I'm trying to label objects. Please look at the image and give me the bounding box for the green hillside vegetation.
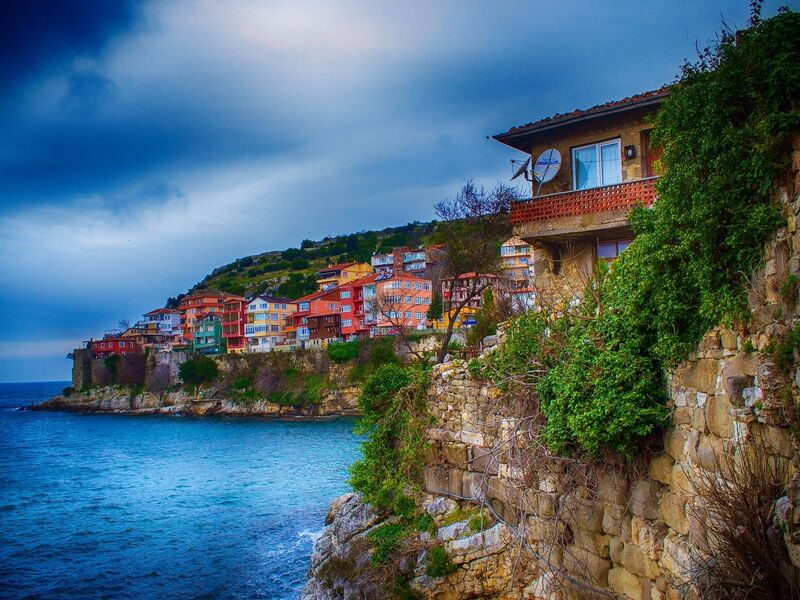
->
[185,221,438,301]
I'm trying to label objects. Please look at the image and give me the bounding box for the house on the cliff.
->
[492,87,667,308]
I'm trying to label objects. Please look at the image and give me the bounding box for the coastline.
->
[31,385,360,419]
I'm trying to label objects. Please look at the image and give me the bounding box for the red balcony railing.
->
[511,177,658,225]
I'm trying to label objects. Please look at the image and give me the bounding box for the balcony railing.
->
[510,177,658,225]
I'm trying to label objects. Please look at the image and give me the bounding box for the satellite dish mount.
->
[532,149,561,195]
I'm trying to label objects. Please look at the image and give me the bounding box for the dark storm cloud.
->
[0,0,143,90]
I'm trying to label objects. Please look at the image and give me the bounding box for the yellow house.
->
[315,262,372,291]
[244,296,298,352]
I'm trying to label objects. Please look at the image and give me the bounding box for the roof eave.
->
[492,95,666,153]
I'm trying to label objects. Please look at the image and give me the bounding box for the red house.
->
[87,335,141,359]
[291,288,342,347]
[338,273,379,339]
[221,296,247,353]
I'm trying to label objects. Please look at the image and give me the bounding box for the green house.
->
[192,313,226,355]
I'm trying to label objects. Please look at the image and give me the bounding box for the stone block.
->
[562,493,603,532]
[675,359,719,395]
[648,454,674,485]
[460,430,484,446]
[621,542,660,579]
[562,545,610,588]
[443,442,467,467]
[424,466,449,495]
[534,491,558,518]
[705,395,734,438]
[672,406,693,426]
[609,535,624,564]
[725,374,754,407]
[461,471,484,500]
[608,567,643,600]
[664,428,688,461]
[670,463,694,496]
[720,354,759,381]
[661,534,693,579]
[428,427,458,443]
[691,406,707,433]
[720,329,738,350]
[659,492,688,535]
[470,446,499,474]
[573,527,611,558]
[629,480,661,520]
[426,496,457,516]
[695,434,723,471]
[597,467,628,505]
[448,468,463,497]
[603,503,625,536]
[631,516,668,561]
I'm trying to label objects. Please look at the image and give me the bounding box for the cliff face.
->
[305,168,800,597]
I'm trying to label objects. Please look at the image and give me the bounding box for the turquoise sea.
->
[0,381,362,599]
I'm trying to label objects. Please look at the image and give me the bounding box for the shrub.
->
[425,546,457,578]
[103,354,120,382]
[349,364,430,517]
[327,340,361,363]
[367,523,406,565]
[179,356,219,387]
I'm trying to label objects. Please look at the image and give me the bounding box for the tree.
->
[179,356,219,389]
[301,238,315,249]
[427,289,443,322]
[118,319,131,332]
[432,181,515,362]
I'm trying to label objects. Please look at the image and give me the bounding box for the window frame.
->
[571,138,622,191]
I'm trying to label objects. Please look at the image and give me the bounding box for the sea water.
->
[0,382,362,599]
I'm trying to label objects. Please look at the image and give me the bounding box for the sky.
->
[0,0,788,382]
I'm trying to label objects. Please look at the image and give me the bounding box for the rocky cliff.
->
[34,382,360,417]
[303,167,800,597]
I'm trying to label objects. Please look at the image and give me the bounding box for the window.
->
[597,239,633,261]
[271,325,279,332]
[120,342,126,348]
[340,290,351,299]
[425,298,431,305]
[281,304,287,310]
[405,282,412,289]
[415,312,422,319]
[273,303,280,309]
[341,305,351,312]
[342,319,352,327]
[271,314,278,321]
[404,296,411,303]
[299,302,310,311]
[572,139,622,190]
[414,297,422,305]
[260,303,267,309]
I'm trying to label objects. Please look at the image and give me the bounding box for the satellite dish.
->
[532,149,561,183]
[510,157,530,181]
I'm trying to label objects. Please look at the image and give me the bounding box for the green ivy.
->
[475,11,800,456]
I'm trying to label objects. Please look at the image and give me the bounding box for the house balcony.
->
[511,177,658,240]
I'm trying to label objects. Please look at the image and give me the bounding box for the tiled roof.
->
[144,307,180,315]
[318,261,357,273]
[258,295,295,304]
[501,236,528,247]
[494,86,670,146]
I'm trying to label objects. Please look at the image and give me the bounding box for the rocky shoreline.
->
[31,385,360,419]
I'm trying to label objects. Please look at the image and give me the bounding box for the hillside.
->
[177,221,439,303]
